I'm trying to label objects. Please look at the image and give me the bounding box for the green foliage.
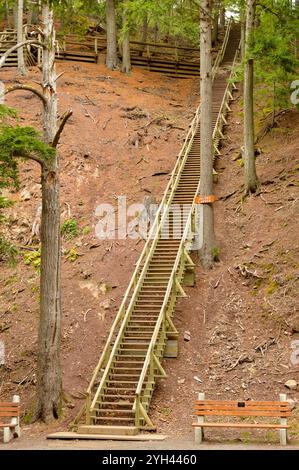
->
[23,248,41,272]
[82,225,91,236]
[65,247,79,262]
[0,235,18,265]
[212,246,220,262]
[250,0,299,113]
[0,105,17,120]
[61,218,78,239]
[121,0,200,44]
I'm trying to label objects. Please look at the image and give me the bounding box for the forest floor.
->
[0,61,299,449]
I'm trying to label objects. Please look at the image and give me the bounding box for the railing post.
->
[37,33,42,65]
[135,395,140,428]
[86,392,91,425]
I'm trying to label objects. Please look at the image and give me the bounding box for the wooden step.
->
[77,425,138,436]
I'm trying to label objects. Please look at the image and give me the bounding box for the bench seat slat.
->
[192,423,290,429]
[194,410,291,417]
[195,404,290,410]
[0,423,16,428]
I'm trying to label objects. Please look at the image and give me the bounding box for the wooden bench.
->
[0,395,21,443]
[193,393,292,445]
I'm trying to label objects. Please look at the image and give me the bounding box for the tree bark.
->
[106,0,118,70]
[17,0,27,76]
[199,0,215,269]
[139,14,148,56]
[240,6,246,60]
[5,1,12,29]
[219,4,225,29]
[244,0,259,195]
[35,3,62,423]
[212,2,219,45]
[121,10,131,74]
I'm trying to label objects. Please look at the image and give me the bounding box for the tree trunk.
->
[240,7,246,60]
[212,2,219,46]
[219,5,225,29]
[121,10,131,74]
[244,0,259,195]
[106,0,118,70]
[17,0,27,76]
[199,0,215,269]
[13,3,18,29]
[5,1,12,29]
[139,15,148,56]
[35,3,62,423]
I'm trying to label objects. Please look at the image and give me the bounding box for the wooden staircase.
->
[74,22,241,438]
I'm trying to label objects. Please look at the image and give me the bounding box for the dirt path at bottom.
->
[1,433,299,450]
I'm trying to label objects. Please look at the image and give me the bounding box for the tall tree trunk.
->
[199,0,215,269]
[35,3,62,423]
[121,10,131,74]
[240,6,246,60]
[212,2,219,45]
[17,0,27,75]
[5,1,12,29]
[139,14,148,57]
[243,0,259,195]
[13,3,18,29]
[219,5,225,29]
[106,0,118,70]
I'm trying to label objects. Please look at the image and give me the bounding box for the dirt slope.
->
[0,63,298,444]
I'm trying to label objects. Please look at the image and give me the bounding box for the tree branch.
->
[52,110,73,148]
[12,151,45,167]
[0,40,43,68]
[5,84,47,106]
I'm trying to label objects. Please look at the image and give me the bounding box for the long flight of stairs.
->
[77,23,241,438]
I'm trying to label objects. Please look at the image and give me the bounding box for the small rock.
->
[184,331,191,342]
[20,189,31,201]
[177,378,185,384]
[100,299,111,310]
[224,387,230,391]
[286,399,297,410]
[193,376,202,383]
[285,379,298,390]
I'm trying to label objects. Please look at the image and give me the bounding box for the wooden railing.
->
[72,19,238,428]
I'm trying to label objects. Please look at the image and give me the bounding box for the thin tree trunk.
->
[240,7,246,60]
[17,0,27,75]
[139,14,148,56]
[13,3,18,29]
[35,3,62,423]
[106,0,118,70]
[199,0,215,269]
[212,2,219,45]
[121,10,131,74]
[244,0,259,195]
[5,1,12,29]
[219,5,225,29]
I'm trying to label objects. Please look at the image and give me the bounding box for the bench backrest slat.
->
[0,411,20,418]
[0,403,20,408]
[194,400,291,418]
[194,410,291,417]
[0,402,20,419]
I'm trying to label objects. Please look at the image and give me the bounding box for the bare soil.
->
[0,62,298,448]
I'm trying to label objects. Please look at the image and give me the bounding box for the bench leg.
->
[3,427,13,443]
[194,392,205,445]
[279,393,288,446]
[195,426,203,444]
